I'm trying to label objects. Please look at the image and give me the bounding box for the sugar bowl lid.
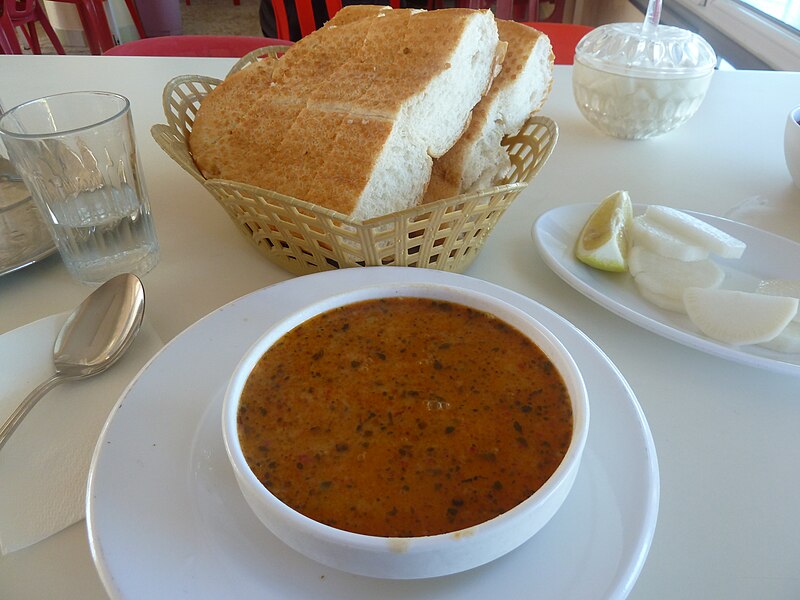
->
[575,22,717,79]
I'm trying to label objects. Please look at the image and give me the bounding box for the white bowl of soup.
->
[222,282,589,579]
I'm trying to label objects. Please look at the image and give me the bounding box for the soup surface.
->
[238,296,573,537]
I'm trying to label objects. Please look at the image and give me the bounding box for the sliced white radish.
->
[683,287,798,345]
[636,272,710,301]
[756,279,800,322]
[631,215,710,262]
[759,321,800,353]
[634,278,687,313]
[756,279,800,296]
[629,246,725,299]
[645,205,746,259]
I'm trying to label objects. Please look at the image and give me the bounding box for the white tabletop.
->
[1,55,799,599]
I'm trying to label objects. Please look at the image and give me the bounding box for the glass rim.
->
[0,91,131,140]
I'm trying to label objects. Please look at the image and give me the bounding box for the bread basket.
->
[151,46,558,275]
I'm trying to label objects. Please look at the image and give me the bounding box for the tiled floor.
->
[181,0,262,37]
[17,0,263,55]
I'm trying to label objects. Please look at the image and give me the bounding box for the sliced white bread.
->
[190,7,502,221]
[423,19,553,202]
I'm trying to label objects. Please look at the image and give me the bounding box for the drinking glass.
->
[0,92,159,285]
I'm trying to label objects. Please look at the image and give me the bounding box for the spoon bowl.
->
[0,273,145,451]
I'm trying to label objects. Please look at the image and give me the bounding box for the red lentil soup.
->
[237,296,573,538]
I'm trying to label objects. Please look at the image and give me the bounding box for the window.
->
[737,0,800,31]
[632,0,800,70]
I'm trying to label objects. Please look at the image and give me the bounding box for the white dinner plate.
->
[87,268,659,599]
[0,238,56,277]
[533,204,800,377]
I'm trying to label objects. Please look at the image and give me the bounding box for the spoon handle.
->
[0,374,64,452]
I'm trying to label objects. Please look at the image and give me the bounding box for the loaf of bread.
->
[424,20,554,202]
[189,59,278,168]
[189,7,503,221]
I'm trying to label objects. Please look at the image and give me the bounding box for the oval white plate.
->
[533,204,800,377]
[87,267,659,599]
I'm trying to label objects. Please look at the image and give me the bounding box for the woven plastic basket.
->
[151,47,559,275]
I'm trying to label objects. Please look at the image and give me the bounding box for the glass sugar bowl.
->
[572,22,717,140]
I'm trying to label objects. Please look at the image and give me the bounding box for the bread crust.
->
[189,7,501,220]
[189,60,278,178]
[423,20,554,202]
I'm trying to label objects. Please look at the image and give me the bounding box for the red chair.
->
[522,21,592,65]
[47,0,146,55]
[121,0,146,38]
[1,0,65,54]
[410,3,591,66]
[271,0,400,41]
[102,35,290,57]
[1,4,21,52]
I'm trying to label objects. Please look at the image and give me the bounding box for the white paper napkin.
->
[0,312,163,555]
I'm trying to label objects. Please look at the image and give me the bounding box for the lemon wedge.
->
[575,191,632,272]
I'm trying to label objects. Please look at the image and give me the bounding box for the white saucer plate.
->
[87,267,659,599]
[533,204,800,377]
[0,244,56,278]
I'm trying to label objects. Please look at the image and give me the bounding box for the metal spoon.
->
[0,273,145,451]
